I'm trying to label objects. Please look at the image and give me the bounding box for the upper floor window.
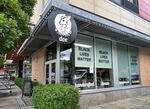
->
[127,0,138,6]
[112,0,139,14]
[44,0,49,6]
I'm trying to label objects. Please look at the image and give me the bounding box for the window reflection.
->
[96,68,113,88]
[73,67,94,89]
[59,34,140,90]
[117,44,130,86]
[46,42,56,61]
[74,35,95,90]
[60,44,73,84]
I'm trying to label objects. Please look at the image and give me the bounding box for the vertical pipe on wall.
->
[94,35,97,89]
[128,46,132,85]
[56,42,60,83]
[112,41,119,87]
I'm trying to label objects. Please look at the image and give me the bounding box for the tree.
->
[0,54,4,68]
[0,0,36,67]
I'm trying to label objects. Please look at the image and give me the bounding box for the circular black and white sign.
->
[48,10,78,44]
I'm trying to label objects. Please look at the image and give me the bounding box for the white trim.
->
[74,43,92,48]
[112,41,119,87]
[17,39,29,55]
[93,35,97,89]
[128,46,132,85]
[56,42,60,83]
[80,85,142,94]
[43,41,55,48]
[45,59,57,84]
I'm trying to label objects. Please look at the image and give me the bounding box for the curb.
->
[15,85,34,109]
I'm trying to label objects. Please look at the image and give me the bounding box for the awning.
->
[18,0,150,56]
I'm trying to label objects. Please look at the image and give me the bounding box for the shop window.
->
[23,61,31,78]
[46,64,49,84]
[46,42,56,61]
[59,33,140,89]
[74,34,95,90]
[117,44,140,86]
[95,38,113,88]
[129,46,140,85]
[60,43,73,84]
[117,44,130,86]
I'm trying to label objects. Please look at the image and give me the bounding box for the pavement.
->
[1,81,150,109]
[0,81,33,109]
[88,95,150,109]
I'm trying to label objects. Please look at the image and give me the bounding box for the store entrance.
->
[45,60,57,84]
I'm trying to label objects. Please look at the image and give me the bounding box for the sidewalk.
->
[0,81,33,109]
[2,82,150,109]
[88,95,150,109]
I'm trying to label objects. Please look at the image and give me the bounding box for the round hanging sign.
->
[48,10,78,44]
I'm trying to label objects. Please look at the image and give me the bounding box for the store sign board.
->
[48,10,77,44]
[75,35,94,67]
[96,38,112,68]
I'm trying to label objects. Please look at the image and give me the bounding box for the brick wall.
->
[31,48,46,84]
[139,48,150,86]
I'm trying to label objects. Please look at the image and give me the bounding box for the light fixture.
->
[74,43,92,48]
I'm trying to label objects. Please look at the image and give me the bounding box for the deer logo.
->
[55,14,72,37]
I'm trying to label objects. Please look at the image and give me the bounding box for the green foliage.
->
[0,54,4,68]
[32,84,80,109]
[0,0,36,55]
[14,77,39,90]
[18,0,36,17]
[14,77,24,90]
[32,81,39,88]
[0,13,20,54]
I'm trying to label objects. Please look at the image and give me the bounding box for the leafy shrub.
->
[14,77,39,90]
[32,84,80,109]
[32,81,39,87]
[10,76,15,81]
[14,78,24,90]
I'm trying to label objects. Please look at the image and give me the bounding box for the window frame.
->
[111,0,139,14]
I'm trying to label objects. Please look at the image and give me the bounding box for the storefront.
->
[18,0,150,108]
[43,31,140,89]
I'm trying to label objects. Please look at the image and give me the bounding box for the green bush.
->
[14,78,24,90]
[32,81,39,87]
[32,84,80,109]
[14,78,39,90]
[10,76,15,81]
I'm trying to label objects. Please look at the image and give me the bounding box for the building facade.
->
[18,0,150,108]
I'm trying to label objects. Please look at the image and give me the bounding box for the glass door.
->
[45,60,57,84]
[50,61,56,84]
